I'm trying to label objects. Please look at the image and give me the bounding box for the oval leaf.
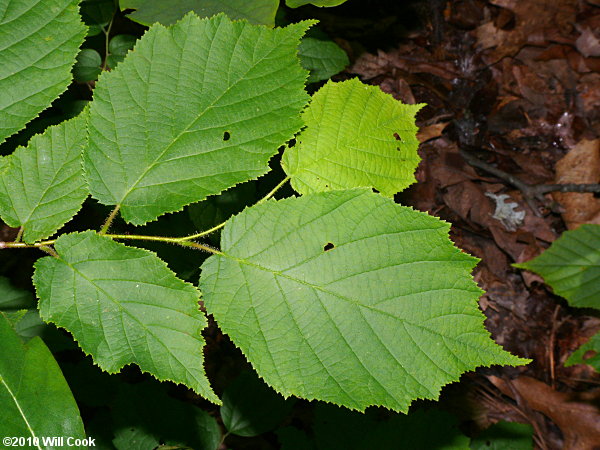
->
[0,313,86,445]
[200,189,527,412]
[33,231,219,403]
[0,0,86,143]
[298,37,349,84]
[0,113,89,243]
[282,79,424,196]
[85,13,311,225]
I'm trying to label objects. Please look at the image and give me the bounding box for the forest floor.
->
[292,0,600,448]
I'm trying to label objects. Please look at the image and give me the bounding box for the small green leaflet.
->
[85,13,312,225]
[565,331,600,372]
[514,224,600,308]
[200,189,527,412]
[0,0,86,143]
[33,231,219,403]
[120,0,279,26]
[0,313,86,446]
[282,79,424,196]
[0,113,89,243]
[298,37,349,83]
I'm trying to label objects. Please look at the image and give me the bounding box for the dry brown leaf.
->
[553,138,600,228]
[417,122,448,143]
[489,375,600,450]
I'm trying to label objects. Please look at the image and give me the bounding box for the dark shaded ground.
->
[296,0,600,448]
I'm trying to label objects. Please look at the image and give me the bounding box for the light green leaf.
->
[73,48,103,82]
[120,0,279,26]
[282,79,424,196]
[112,382,221,450]
[0,0,87,144]
[286,0,348,7]
[314,404,470,449]
[200,189,527,412]
[0,313,86,446]
[33,231,219,403]
[514,224,600,308]
[470,421,533,450]
[0,277,34,310]
[85,14,311,225]
[0,113,89,243]
[298,37,349,83]
[565,331,600,372]
[221,371,294,437]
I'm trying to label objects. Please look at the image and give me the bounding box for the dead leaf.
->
[489,375,600,449]
[553,138,600,228]
[417,122,448,143]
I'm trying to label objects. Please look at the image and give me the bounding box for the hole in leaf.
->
[372,188,380,193]
[223,131,231,141]
[288,138,297,147]
[394,132,402,141]
[323,242,335,251]
[397,147,401,151]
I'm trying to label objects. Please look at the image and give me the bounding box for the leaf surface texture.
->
[0,0,86,143]
[33,231,219,402]
[0,114,89,243]
[283,79,423,196]
[200,189,526,411]
[85,13,310,224]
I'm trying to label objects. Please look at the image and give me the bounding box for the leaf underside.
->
[514,224,600,308]
[85,13,311,225]
[33,231,219,403]
[0,313,86,442]
[200,189,526,412]
[120,0,279,26]
[283,79,424,197]
[0,113,89,243]
[0,0,86,144]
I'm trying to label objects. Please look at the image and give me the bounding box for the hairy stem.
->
[100,205,121,234]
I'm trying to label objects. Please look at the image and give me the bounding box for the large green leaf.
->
[514,224,600,308]
[298,37,349,83]
[0,114,89,243]
[85,14,311,225]
[33,231,219,403]
[565,331,600,372]
[200,189,526,411]
[0,0,86,144]
[0,313,86,446]
[120,0,279,26]
[282,79,423,196]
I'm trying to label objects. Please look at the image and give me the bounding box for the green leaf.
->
[106,34,137,69]
[286,0,348,7]
[565,331,600,372]
[73,48,103,82]
[0,0,87,144]
[0,313,86,445]
[298,37,349,83]
[0,277,34,310]
[85,14,311,225]
[111,382,221,450]
[470,421,533,450]
[313,404,470,449]
[200,189,527,412]
[120,0,279,26]
[282,79,424,196]
[0,113,89,243]
[514,224,600,308]
[33,231,219,403]
[221,370,294,437]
